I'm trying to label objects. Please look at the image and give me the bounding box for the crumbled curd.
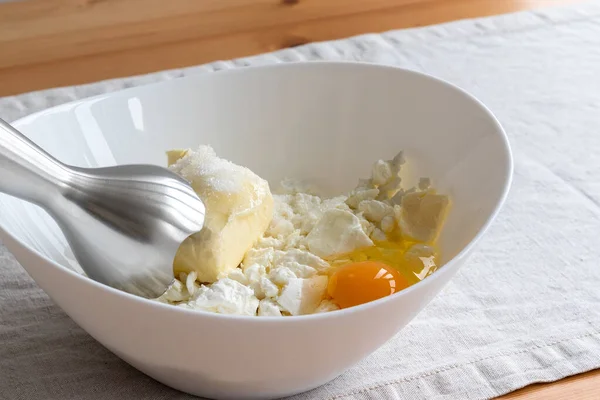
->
[156,145,449,316]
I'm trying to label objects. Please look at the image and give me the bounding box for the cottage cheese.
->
[157,146,448,316]
[306,209,373,258]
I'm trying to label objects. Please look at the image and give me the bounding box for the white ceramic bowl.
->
[0,62,512,399]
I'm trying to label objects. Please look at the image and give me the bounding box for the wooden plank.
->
[0,0,580,96]
[499,369,600,399]
[0,0,424,69]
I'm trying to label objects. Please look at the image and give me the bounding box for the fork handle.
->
[0,118,71,205]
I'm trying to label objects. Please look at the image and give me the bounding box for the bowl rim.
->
[1,61,513,323]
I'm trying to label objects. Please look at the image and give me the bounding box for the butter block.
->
[398,191,449,243]
[168,146,274,283]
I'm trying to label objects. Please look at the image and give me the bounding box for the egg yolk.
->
[327,261,409,309]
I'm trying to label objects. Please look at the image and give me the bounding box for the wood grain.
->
[0,0,595,398]
[500,369,600,399]
[0,0,581,96]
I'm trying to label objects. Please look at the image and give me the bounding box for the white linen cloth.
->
[2,2,600,399]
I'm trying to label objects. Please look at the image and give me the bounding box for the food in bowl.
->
[157,145,449,316]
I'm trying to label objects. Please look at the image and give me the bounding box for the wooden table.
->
[1,0,598,398]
